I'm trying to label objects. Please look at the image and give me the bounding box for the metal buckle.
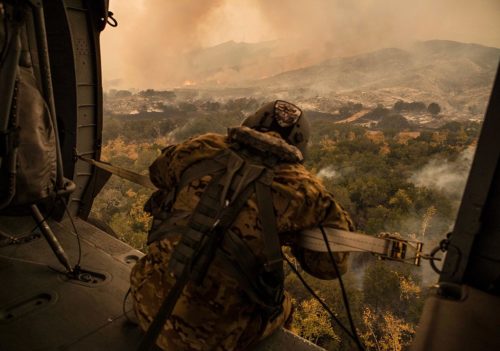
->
[378,234,425,266]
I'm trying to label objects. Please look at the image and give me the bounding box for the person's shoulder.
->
[182,132,227,145]
[275,162,315,179]
[174,133,229,155]
[274,162,327,192]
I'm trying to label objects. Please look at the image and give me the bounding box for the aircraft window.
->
[94,1,500,349]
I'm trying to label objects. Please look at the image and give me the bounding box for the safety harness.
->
[138,141,288,350]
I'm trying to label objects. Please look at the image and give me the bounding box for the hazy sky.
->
[101,0,500,89]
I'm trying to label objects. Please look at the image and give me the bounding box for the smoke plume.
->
[410,147,475,199]
[101,0,500,89]
[317,166,339,180]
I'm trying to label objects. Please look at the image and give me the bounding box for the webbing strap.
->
[255,177,283,272]
[299,227,424,266]
[79,153,228,195]
[79,157,155,190]
[147,211,190,244]
[218,229,284,314]
[300,228,390,254]
[176,155,229,192]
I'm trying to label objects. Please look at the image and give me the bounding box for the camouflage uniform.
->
[130,129,354,350]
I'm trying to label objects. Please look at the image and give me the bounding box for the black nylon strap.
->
[147,211,190,244]
[177,156,228,192]
[219,229,283,313]
[190,183,257,284]
[255,176,283,272]
[218,151,245,205]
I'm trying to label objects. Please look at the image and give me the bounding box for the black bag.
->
[0,8,57,210]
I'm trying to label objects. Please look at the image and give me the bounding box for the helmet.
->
[241,100,310,157]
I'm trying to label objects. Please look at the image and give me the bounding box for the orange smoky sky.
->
[101,0,500,90]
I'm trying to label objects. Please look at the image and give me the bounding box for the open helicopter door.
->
[411,64,500,350]
[0,0,110,217]
[0,2,323,350]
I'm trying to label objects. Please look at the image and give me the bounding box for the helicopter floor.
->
[0,215,322,351]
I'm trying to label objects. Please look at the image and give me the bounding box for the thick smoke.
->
[317,166,338,179]
[102,0,224,89]
[101,0,500,89]
[398,147,476,284]
[345,147,476,285]
[256,0,500,58]
[410,147,475,199]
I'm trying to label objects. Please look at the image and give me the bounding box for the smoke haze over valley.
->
[101,0,500,90]
[101,1,499,123]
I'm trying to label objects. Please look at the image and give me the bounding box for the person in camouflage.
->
[130,100,354,350]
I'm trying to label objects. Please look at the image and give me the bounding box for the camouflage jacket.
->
[130,127,354,350]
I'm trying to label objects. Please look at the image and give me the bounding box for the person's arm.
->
[292,198,354,279]
[276,164,354,279]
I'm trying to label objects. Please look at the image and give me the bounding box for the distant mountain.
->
[255,40,499,116]
[260,41,498,91]
[177,40,498,119]
[181,40,323,86]
[185,40,276,73]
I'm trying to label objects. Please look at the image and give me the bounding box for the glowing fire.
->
[183,80,197,86]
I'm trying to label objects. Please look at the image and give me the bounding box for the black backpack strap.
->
[255,172,283,272]
[218,228,284,320]
[178,151,230,191]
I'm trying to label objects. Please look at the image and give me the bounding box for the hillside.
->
[181,40,319,86]
[261,41,498,90]
[255,40,499,118]
[163,40,499,121]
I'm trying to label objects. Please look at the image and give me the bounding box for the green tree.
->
[427,102,441,116]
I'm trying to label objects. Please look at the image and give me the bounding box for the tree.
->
[378,114,410,132]
[393,100,405,112]
[393,101,426,113]
[427,102,441,116]
[178,101,198,113]
[291,298,341,345]
[115,90,132,98]
[138,89,157,97]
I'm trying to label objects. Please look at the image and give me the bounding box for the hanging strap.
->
[79,156,155,190]
[255,174,283,272]
[79,153,231,193]
[217,229,284,319]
